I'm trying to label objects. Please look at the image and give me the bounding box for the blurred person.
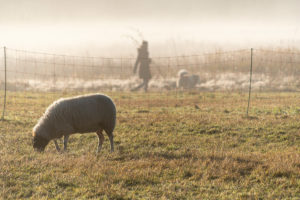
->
[131,41,152,92]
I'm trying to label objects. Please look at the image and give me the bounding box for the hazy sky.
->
[0,0,299,55]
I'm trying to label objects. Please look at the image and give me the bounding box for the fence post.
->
[1,46,7,120]
[246,48,253,117]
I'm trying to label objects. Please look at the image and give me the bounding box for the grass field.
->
[0,91,299,199]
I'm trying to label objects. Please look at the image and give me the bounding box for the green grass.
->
[0,91,299,199]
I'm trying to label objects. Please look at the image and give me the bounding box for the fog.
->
[0,0,299,56]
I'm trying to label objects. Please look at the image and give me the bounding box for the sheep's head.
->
[33,134,49,152]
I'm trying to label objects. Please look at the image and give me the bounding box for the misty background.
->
[0,0,299,56]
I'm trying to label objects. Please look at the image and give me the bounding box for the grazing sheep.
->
[32,94,116,153]
[177,69,199,89]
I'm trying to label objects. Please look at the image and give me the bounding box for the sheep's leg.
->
[108,133,114,153]
[96,129,104,153]
[105,130,114,153]
[63,135,69,151]
[54,140,61,152]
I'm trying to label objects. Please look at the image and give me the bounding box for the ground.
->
[0,91,299,199]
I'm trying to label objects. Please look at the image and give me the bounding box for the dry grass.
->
[0,91,299,199]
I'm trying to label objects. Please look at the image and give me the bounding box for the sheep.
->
[32,93,116,153]
[177,69,199,89]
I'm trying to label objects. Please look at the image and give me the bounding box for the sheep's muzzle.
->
[33,135,49,152]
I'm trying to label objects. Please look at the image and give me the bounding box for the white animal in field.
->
[32,94,116,153]
[177,69,200,89]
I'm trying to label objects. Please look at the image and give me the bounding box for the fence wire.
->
[0,47,299,121]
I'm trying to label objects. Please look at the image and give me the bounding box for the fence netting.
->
[252,49,300,91]
[0,47,299,121]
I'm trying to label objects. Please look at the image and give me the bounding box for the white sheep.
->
[32,94,116,153]
[177,69,199,89]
